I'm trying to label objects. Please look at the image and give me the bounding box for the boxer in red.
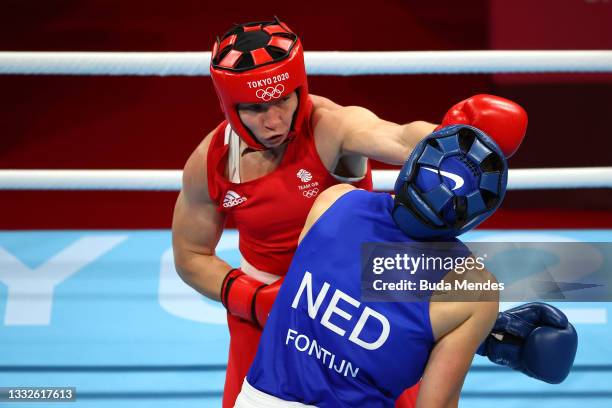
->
[171,18,544,408]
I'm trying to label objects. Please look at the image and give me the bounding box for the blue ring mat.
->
[0,229,610,407]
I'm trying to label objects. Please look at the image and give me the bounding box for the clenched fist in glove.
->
[220,268,283,328]
[477,302,578,384]
[437,94,528,158]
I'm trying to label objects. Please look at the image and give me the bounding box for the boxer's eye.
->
[240,104,268,113]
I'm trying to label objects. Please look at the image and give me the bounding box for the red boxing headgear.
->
[210,19,310,150]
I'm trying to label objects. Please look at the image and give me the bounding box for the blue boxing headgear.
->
[392,125,508,239]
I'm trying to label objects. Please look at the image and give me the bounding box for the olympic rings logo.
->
[255,84,285,101]
[302,188,319,198]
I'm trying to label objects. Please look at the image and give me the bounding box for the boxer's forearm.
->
[318,105,437,165]
[364,120,436,165]
[339,115,437,165]
[174,251,231,301]
[395,121,437,160]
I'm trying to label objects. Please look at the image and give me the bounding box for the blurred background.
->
[1,0,611,229]
[0,1,611,407]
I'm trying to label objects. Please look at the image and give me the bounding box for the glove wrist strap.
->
[221,268,266,323]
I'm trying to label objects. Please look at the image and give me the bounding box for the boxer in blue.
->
[235,125,578,407]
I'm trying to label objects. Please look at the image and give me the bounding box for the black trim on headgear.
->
[212,18,298,72]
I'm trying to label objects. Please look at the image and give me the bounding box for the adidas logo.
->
[297,169,312,183]
[223,190,247,208]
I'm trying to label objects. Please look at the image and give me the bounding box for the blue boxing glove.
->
[477,302,578,384]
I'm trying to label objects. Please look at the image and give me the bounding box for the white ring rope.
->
[0,170,183,191]
[1,167,610,191]
[1,51,612,76]
[373,167,612,191]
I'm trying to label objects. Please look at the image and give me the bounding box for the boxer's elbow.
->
[173,246,200,283]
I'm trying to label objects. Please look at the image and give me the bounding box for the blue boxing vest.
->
[246,190,436,407]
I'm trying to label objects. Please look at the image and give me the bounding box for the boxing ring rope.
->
[1,51,612,76]
[2,50,611,191]
[1,167,611,191]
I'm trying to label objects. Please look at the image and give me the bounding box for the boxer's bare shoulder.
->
[181,126,220,202]
[310,94,343,111]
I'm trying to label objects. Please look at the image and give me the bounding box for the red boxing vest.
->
[207,108,373,276]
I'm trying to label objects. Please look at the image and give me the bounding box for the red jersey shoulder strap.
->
[206,121,230,204]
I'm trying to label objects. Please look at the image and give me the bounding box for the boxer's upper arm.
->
[416,300,498,408]
[298,184,356,244]
[172,130,231,299]
[173,136,221,259]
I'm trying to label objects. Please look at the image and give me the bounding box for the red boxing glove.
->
[220,268,283,328]
[437,94,528,157]
[254,278,283,326]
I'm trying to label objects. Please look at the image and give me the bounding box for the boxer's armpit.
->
[331,155,367,182]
